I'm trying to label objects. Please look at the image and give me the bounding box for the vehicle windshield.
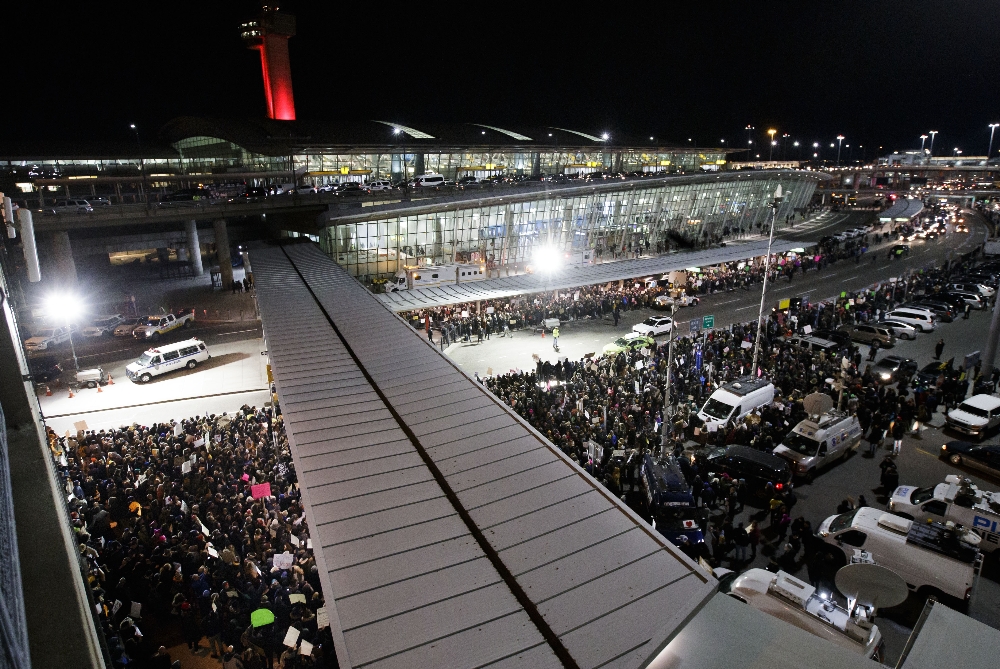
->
[642,318,660,326]
[702,398,734,420]
[34,329,54,337]
[613,338,629,346]
[136,353,153,366]
[146,317,160,325]
[782,432,821,456]
[910,486,935,505]
[829,508,860,534]
[958,403,989,418]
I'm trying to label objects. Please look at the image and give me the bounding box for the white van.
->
[773,411,863,481]
[125,338,210,384]
[946,394,1000,439]
[818,507,981,605]
[408,173,445,188]
[718,568,884,660]
[884,307,936,332]
[697,377,775,431]
[890,475,1000,553]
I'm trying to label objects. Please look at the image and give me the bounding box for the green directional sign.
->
[702,315,715,329]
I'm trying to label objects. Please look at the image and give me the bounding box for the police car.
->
[640,454,705,545]
[890,475,1000,553]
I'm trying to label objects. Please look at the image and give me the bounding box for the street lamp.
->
[767,129,777,160]
[919,134,928,154]
[745,125,754,161]
[46,293,80,373]
[836,135,845,166]
[751,185,784,377]
[989,124,999,158]
[928,130,938,157]
[782,133,790,160]
[129,123,149,206]
[813,142,820,162]
[953,148,962,157]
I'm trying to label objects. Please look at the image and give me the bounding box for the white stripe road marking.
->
[734,305,756,311]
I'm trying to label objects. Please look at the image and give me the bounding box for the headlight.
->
[820,530,829,537]
[880,372,891,379]
[797,463,808,472]
[941,445,948,451]
[888,501,894,511]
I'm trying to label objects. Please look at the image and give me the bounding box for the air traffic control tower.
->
[240,5,297,121]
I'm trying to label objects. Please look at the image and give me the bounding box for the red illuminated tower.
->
[240,6,297,120]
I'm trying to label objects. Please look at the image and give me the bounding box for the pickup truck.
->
[133,311,194,340]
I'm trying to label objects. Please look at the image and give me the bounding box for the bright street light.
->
[533,245,563,273]
[928,130,938,157]
[836,135,845,166]
[988,124,999,158]
[767,129,777,161]
[602,133,610,140]
[45,293,81,372]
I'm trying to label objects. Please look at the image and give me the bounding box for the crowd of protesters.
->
[46,402,337,669]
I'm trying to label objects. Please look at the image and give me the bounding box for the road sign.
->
[702,315,715,329]
[689,319,701,334]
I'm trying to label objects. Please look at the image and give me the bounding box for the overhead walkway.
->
[377,239,808,311]
[251,241,716,669]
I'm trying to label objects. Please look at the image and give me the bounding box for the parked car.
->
[945,291,986,310]
[49,199,93,214]
[950,282,995,298]
[695,445,792,499]
[366,180,393,192]
[27,355,62,383]
[877,320,918,340]
[871,355,918,384]
[85,197,112,207]
[910,300,956,322]
[811,329,852,347]
[632,316,673,337]
[25,326,72,351]
[939,441,1000,479]
[82,314,125,337]
[946,395,1000,440]
[602,333,655,355]
[113,317,145,337]
[837,323,896,347]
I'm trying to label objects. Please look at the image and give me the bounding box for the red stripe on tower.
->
[240,6,296,121]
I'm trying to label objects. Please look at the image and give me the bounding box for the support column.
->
[51,231,77,286]
[213,219,234,288]
[186,220,204,276]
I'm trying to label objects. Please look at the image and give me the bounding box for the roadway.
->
[32,321,269,434]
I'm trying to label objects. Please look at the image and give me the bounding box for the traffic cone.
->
[541,330,545,338]
[68,387,74,399]
[107,374,115,385]
[97,384,103,393]
[45,385,52,396]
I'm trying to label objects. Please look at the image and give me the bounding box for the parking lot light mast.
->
[919,134,928,157]
[836,135,845,166]
[46,294,80,373]
[988,124,999,159]
[767,129,777,161]
[130,123,149,208]
[745,125,754,161]
[928,130,938,158]
[751,185,783,377]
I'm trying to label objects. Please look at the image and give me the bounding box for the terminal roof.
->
[878,198,924,222]
[251,241,716,669]
[377,239,808,311]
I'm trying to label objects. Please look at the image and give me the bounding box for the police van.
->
[818,507,981,606]
[390,263,487,291]
[890,475,1000,554]
[773,411,863,482]
[697,377,775,431]
[718,568,884,660]
[640,454,706,545]
[125,338,210,383]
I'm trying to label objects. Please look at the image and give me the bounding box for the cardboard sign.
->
[181,461,192,474]
[173,424,183,437]
[251,482,272,499]
[130,601,142,618]
[289,593,306,605]
[273,552,294,569]
[207,544,219,558]
[740,340,752,349]
[486,306,495,314]
[316,607,329,629]
[282,627,300,647]
[299,640,313,656]
[74,420,88,433]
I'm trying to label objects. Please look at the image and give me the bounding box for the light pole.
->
[745,125,754,161]
[836,135,845,166]
[782,133,790,160]
[751,186,784,377]
[989,124,999,159]
[928,130,938,158]
[46,294,80,373]
[813,142,820,163]
[919,134,928,155]
[767,129,777,161]
[660,301,678,454]
[130,123,149,207]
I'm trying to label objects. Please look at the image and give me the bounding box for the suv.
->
[911,300,956,322]
[837,323,896,347]
[871,355,918,384]
[950,282,995,298]
[366,180,393,192]
[25,326,72,351]
[696,445,792,499]
[49,199,93,214]
[945,291,986,310]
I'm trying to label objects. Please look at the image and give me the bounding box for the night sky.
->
[5,1,1000,158]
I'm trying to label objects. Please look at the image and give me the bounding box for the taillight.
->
[775,483,784,491]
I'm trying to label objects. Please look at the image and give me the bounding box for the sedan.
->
[603,333,655,355]
[939,441,1000,479]
[871,355,917,384]
[654,294,699,309]
[113,317,145,337]
[633,316,673,337]
[877,320,918,340]
[82,314,124,337]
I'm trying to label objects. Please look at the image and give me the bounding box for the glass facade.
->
[319,172,820,280]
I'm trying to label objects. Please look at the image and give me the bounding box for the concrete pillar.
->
[186,220,204,276]
[414,153,425,176]
[51,231,77,286]
[213,219,234,288]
